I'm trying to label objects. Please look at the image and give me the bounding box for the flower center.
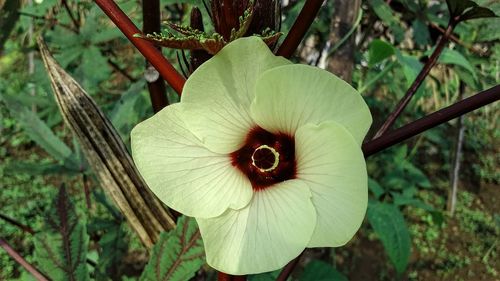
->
[251,145,280,172]
[230,127,296,191]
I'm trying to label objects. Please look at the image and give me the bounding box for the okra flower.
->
[131,37,372,275]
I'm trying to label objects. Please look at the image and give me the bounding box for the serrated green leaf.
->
[368,39,395,66]
[367,202,411,275]
[0,93,76,164]
[300,260,348,281]
[140,216,204,281]
[33,186,90,281]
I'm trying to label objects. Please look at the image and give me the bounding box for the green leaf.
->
[368,0,405,42]
[140,216,205,281]
[0,0,21,51]
[0,93,76,164]
[436,48,477,80]
[95,222,128,280]
[368,39,395,66]
[412,19,431,46]
[248,270,281,281]
[446,0,477,18]
[368,178,385,198]
[367,202,411,275]
[33,186,90,281]
[460,6,498,21]
[300,260,348,281]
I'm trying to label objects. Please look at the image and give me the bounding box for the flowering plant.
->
[131,36,372,275]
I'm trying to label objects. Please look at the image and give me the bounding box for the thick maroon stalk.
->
[94,0,185,95]
[373,21,456,138]
[363,84,500,156]
[0,238,49,281]
[276,0,324,58]
[276,253,302,281]
[218,272,247,281]
[142,0,169,112]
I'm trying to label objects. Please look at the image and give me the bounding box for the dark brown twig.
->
[373,20,456,138]
[107,59,137,82]
[276,0,324,58]
[61,0,80,32]
[0,213,35,234]
[142,0,169,112]
[94,0,185,95]
[363,84,500,156]
[0,238,50,281]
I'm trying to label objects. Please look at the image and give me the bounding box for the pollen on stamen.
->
[230,127,296,191]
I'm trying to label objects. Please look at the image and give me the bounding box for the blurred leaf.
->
[412,19,431,46]
[95,222,128,280]
[248,270,281,281]
[3,161,79,176]
[393,195,435,211]
[368,0,405,42]
[368,39,395,66]
[460,6,497,21]
[395,50,423,87]
[300,260,348,281]
[368,178,385,198]
[0,93,76,165]
[140,216,204,281]
[110,82,146,143]
[367,202,411,275]
[33,186,90,281]
[0,0,21,51]
[433,48,477,79]
[446,0,477,17]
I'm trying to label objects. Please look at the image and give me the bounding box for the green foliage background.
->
[0,0,498,280]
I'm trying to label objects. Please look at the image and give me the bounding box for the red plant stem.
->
[142,0,169,112]
[373,20,456,138]
[94,0,185,95]
[276,252,302,281]
[276,0,324,58]
[363,84,500,156]
[0,238,49,281]
[218,272,247,281]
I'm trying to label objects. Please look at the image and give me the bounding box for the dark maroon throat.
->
[230,126,296,191]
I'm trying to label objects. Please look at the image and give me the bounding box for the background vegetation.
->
[0,0,498,280]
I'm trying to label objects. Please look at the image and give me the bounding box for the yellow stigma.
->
[251,145,280,172]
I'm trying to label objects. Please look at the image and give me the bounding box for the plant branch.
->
[363,84,500,156]
[0,238,49,281]
[94,0,185,95]
[276,0,324,58]
[218,272,246,281]
[373,20,456,138]
[276,252,302,281]
[0,213,35,234]
[142,0,169,112]
[62,0,80,32]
